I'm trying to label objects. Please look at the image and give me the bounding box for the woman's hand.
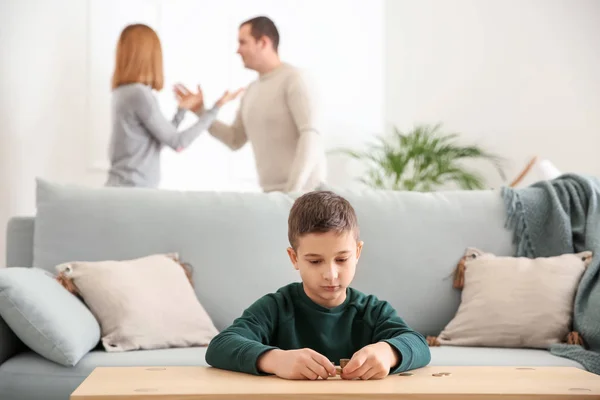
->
[173,83,204,113]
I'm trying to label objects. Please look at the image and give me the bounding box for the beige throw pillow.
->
[429,248,591,349]
[55,253,218,352]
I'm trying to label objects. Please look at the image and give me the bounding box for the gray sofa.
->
[0,179,583,400]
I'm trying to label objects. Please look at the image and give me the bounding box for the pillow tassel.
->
[452,258,466,290]
[567,331,585,347]
[426,336,441,346]
[56,272,79,296]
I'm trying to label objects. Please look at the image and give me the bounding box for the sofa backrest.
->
[6,179,515,336]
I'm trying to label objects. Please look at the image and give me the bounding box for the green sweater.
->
[205,282,431,375]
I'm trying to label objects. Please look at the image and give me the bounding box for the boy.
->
[205,191,431,380]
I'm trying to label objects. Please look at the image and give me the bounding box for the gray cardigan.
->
[105,83,219,188]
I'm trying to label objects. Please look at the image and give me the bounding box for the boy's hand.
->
[341,342,399,380]
[258,348,336,380]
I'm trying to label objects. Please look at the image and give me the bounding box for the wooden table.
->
[70,366,600,399]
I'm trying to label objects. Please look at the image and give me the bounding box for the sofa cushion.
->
[55,253,218,352]
[33,179,515,336]
[0,347,583,400]
[429,346,584,368]
[0,348,210,400]
[0,267,100,367]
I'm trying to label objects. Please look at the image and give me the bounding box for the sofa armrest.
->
[0,316,22,366]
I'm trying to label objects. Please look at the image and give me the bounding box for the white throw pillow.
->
[428,248,590,349]
[56,253,218,352]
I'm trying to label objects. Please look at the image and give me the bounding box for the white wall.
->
[385,0,600,189]
[0,0,90,264]
[86,0,385,192]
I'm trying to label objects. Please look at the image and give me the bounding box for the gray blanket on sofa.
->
[501,173,600,374]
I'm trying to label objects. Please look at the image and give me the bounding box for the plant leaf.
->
[333,123,506,191]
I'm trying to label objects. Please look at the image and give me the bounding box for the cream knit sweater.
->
[202,63,326,192]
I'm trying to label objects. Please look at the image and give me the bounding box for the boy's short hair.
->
[288,191,359,249]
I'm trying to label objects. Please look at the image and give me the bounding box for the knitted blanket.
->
[501,174,600,373]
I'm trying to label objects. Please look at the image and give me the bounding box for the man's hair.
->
[240,16,280,52]
[288,191,359,249]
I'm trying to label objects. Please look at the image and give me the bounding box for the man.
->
[175,16,326,193]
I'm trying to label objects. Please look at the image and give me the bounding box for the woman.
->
[106,24,242,188]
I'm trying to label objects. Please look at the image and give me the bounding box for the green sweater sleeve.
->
[205,294,279,375]
[370,300,431,374]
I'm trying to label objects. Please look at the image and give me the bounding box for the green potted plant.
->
[335,124,506,191]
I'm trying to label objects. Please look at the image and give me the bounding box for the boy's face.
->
[287,230,363,308]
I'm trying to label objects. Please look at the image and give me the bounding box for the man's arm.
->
[371,300,432,374]
[196,105,248,151]
[204,295,279,375]
[284,72,323,192]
